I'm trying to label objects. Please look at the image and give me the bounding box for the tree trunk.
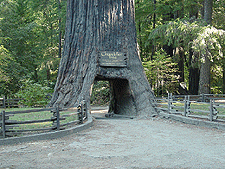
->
[223,58,225,94]
[49,0,156,116]
[199,55,211,94]
[189,0,199,19]
[198,0,212,94]
[189,46,200,95]
[188,4,200,95]
[189,67,200,95]
[178,47,185,82]
[203,0,213,25]
[58,0,62,58]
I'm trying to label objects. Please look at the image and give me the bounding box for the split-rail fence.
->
[156,94,225,122]
[0,101,88,138]
[0,96,22,108]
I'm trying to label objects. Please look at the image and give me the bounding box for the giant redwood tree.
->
[49,0,156,116]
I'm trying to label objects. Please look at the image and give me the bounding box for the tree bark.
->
[203,0,213,25]
[199,55,211,94]
[188,4,200,95]
[198,0,212,94]
[49,0,156,116]
[189,44,200,95]
[222,58,225,94]
[189,67,200,95]
[58,0,62,58]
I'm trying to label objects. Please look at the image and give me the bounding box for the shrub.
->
[15,80,53,107]
[91,81,110,105]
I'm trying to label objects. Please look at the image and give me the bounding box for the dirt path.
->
[0,110,225,169]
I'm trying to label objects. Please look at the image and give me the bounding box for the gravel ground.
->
[0,110,225,169]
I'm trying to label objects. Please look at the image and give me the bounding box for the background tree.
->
[0,0,38,95]
[0,0,67,98]
[136,0,225,96]
[198,0,213,94]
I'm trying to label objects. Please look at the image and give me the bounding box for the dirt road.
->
[0,110,225,169]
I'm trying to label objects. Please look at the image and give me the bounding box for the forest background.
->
[0,0,224,106]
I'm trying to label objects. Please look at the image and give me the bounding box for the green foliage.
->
[192,26,225,63]
[0,0,39,95]
[136,0,225,94]
[0,45,10,82]
[148,19,201,48]
[147,19,225,62]
[143,49,179,96]
[213,0,225,30]
[0,45,24,95]
[15,80,53,107]
[0,0,67,96]
[91,81,110,105]
[211,64,223,94]
[147,19,224,94]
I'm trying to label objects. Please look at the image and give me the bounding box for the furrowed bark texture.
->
[199,55,211,94]
[198,0,212,94]
[50,0,156,116]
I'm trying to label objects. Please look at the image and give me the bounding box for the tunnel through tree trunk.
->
[107,79,136,116]
[49,0,156,116]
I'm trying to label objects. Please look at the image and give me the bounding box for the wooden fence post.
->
[83,100,88,120]
[168,93,170,113]
[209,99,213,121]
[212,99,218,120]
[2,111,6,138]
[77,103,82,124]
[202,94,205,102]
[56,106,60,130]
[81,101,84,124]
[184,96,187,116]
[3,96,6,109]
[187,95,191,115]
[168,93,172,113]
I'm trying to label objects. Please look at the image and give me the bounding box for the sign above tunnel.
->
[99,51,127,67]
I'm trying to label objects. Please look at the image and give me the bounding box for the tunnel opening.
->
[90,80,110,106]
[91,77,137,116]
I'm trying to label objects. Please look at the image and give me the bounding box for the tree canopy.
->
[136,0,225,95]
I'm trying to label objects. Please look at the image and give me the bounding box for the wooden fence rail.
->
[0,101,88,138]
[0,96,51,108]
[0,96,25,108]
[156,93,225,123]
[172,94,225,102]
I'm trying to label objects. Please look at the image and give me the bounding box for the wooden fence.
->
[0,95,53,108]
[156,93,225,122]
[0,96,23,108]
[172,94,225,102]
[0,101,88,138]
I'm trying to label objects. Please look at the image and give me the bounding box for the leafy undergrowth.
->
[91,81,110,106]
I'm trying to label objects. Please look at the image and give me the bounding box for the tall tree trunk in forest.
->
[189,0,199,19]
[199,55,211,94]
[49,0,156,116]
[188,1,200,95]
[178,47,185,82]
[189,49,200,95]
[58,0,62,58]
[203,0,212,24]
[198,0,212,94]
[189,67,200,94]
[223,58,225,94]
[151,0,156,59]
